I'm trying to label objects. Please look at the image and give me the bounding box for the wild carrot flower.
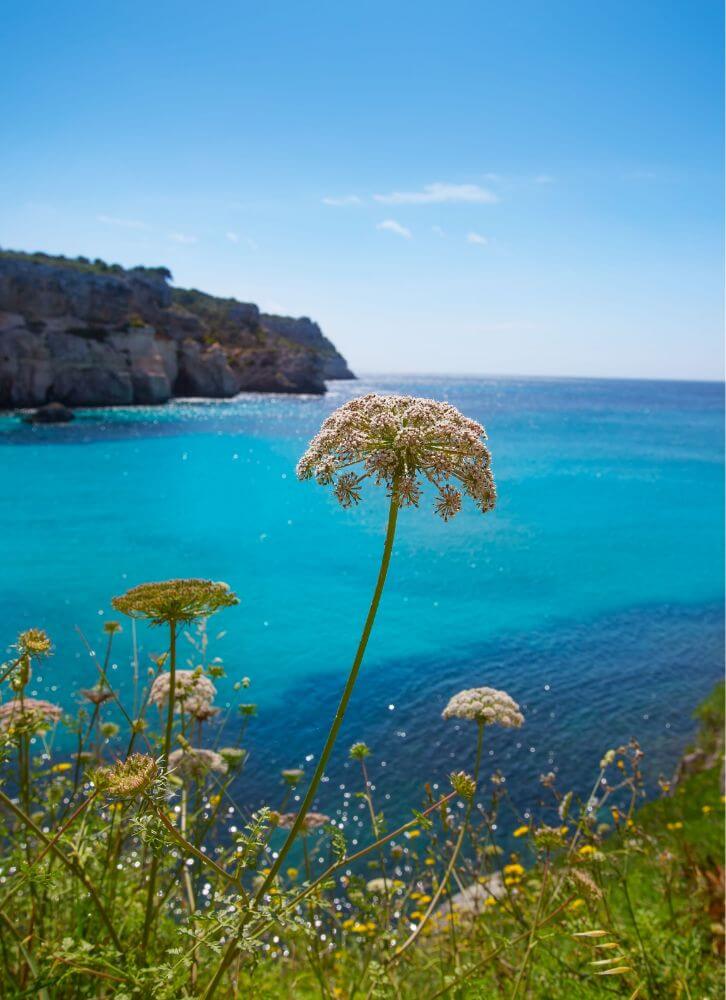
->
[94,753,158,799]
[442,687,524,728]
[296,393,496,518]
[148,670,217,712]
[81,686,115,706]
[275,811,330,832]
[449,770,477,800]
[112,579,238,625]
[168,747,228,780]
[366,878,403,894]
[219,747,247,767]
[17,629,52,657]
[0,698,62,731]
[281,768,304,785]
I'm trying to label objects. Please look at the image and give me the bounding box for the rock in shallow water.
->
[23,401,74,423]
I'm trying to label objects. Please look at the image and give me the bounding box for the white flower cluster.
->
[0,698,62,731]
[168,747,228,780]
[442,686,524,728]
[296,393,495,519]
[149,670,217,719]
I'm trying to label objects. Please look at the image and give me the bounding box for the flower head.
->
[275,810,330,832]
[17,629,52,657]
[168,747,228,781]
[296,393,496,519]
[111,579,238,625]
[449,770,477,800]
[81,686,115,706]
[148,670,217,714]
[0,698,62,733]
[442,687,524,728]
[281,768,304,785]
[93,754,158,799]
[219,747,247,767]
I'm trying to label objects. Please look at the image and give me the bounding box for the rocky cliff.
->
[0,251,354,408]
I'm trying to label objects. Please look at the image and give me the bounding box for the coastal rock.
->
[0,250,354,409]
[176,340,239,397]
[261,313,355,379]
[23,401,74,424]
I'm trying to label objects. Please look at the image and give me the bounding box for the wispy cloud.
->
[322,194,362,206]
[226,231,239,243]
[169,232,197,244]
[97,214,149,230]
[376,219,412,239]
[432,225,446,237]
[374,182,498,205]
[467,232,488,245]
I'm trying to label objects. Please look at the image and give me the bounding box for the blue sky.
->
[2,1,723,379]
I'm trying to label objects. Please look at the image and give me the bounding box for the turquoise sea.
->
[0,375,723,823]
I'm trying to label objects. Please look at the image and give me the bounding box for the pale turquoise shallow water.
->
[0,375,723,820]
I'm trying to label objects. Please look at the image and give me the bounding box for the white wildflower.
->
[442,687,524,728]
[296,393,495,519]
[148,670,217,713]
[168,747,228,780]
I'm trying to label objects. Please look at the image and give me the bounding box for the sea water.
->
[0,375,723,823]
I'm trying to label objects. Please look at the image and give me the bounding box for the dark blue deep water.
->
[0,375,723,827]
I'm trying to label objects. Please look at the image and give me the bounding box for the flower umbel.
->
[111,579,238,625]
[148,670,217,713]
[0,698,62,732]
[93,753,158,799]
[17,629,52,657]
[168,747,228,781]
[296,393,496,519]
[442,687,524,728]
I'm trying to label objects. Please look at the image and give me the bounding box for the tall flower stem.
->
[163,622,177,763]
[391,721,485,961]
[203,487,401,998]
[141,619,177,955]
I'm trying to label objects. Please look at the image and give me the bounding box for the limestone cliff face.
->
[0,252,354,408]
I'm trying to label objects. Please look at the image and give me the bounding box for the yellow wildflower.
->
[578,844,597,857]
[503,863,525,877]
[513,825,530,838]
[666,821,683,831]
[410,910,424,920]
[406,828,421,839]
[424,857,435,866]
[419,894,432,904]
[569,898,586,911]
[209,794,221,807]
[51,762,72,773]
[484,896,497,907]
[287,868,299,879]
[702,805,712,815]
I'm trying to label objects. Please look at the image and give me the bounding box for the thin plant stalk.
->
[141,619,177,955]
[258,488,399,896]
[392,721,485,961]
[203,485,401,998]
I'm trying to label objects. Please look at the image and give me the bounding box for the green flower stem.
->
[0,789,122,953]
[391,721,485,962]
[163,622,177,763]
[247,791,457,945]
[141,619,177,955]
[203,487,401,998]
[0,793,95,911]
